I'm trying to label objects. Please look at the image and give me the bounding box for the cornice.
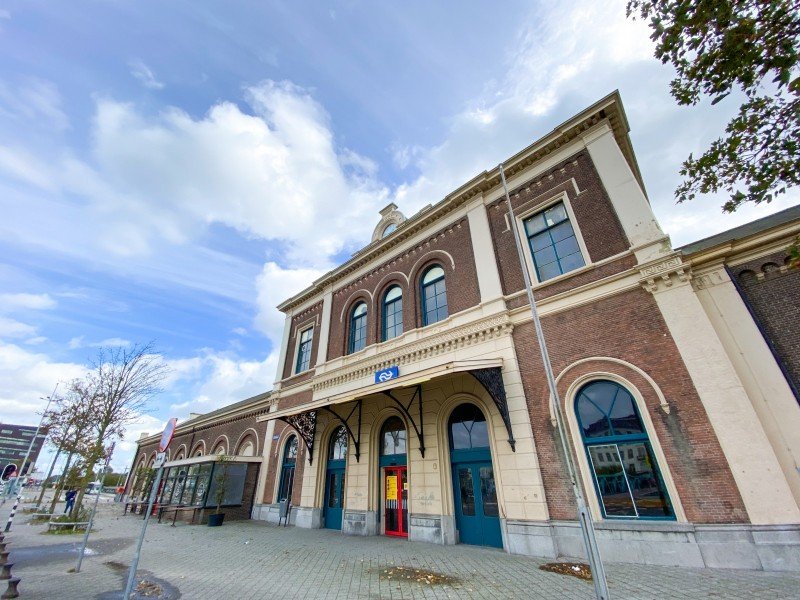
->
[638,254,692,293]
[279,91,637,312]
[311,313,514,392]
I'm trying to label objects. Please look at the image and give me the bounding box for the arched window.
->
[278,436,298,502]
[382,223,397,238]
[380,417,407,456]
[237,439,255,457]
[349,302,368,354]
[382,286,403,341]
[421,265,448,326]
[329,426,348,461]
[449,404,490,451]
[575,380,674,520]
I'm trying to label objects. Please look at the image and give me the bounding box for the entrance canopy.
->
[258,360,516,465]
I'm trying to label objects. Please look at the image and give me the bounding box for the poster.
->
[386,475,398,501]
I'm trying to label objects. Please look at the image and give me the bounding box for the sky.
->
[1,1,797,473]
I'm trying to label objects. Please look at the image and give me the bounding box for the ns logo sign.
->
[374,366,399,384]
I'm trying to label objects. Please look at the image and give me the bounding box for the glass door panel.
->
[384,467,407,537]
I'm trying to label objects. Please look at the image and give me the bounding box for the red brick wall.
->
[514,287,748,524]
[282,301,324,380]
[326,217,480,360]
[487,151,630,297]
[730,251,800,396]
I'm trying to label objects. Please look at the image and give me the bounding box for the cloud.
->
[0,317,37,340]
[128,59,165,90]
[0,293,56,312]
[0,77,69,131]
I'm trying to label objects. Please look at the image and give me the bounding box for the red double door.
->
[384,466,408,537]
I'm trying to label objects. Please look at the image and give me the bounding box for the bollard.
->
[0,564,12,580]
[0,577,19,599]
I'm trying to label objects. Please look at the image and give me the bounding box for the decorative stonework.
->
[312,314,513,392]
[639,255,692,293]
[371,203,407,242]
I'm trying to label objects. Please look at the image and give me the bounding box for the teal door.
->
[449,404,503,549]
[452,461,502,548]
[323,466,345,529]
[324,427,348,530]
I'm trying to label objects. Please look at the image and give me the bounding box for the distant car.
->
[86,481,103,494]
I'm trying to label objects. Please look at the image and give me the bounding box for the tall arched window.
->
[278,436,298,502]
[329,426,348,461]
[382,286,403,341]
[380,417,407,457]
[575,380,674,520]
[449,404,490,451]
[421,265,448,326]
[349,302,367,354]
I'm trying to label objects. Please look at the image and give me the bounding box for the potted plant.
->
[207,456,230,527]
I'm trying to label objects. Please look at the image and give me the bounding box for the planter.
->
[207,513,225,527]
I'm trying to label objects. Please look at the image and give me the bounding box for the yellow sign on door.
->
[386,475,398,501]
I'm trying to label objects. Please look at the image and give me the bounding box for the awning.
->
[258,359,517,464]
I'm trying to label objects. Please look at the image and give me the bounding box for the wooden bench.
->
[47,521,90,533]
[157,505,202,526]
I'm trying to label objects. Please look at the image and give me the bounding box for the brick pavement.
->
[2,496,799,599]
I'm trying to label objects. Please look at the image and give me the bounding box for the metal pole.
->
[4,383,58,532]
[122,463,164,599]
[76,443,112,574]
[498,165,609,599]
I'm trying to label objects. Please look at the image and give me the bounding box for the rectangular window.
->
[295,327,313,373]
[523,201,585,282]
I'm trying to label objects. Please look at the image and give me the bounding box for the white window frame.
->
[292,324,315,375]
[513,191,592,286]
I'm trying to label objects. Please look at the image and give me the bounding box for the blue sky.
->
[1,1,797,471]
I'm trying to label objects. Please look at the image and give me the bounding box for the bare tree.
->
[71,342,169,516]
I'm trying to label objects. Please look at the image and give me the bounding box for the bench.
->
[47,521,90,533]
[124,500,146,515]
[29,512,52,521]
[157,505,202,526]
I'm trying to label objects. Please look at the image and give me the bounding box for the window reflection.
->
[381,417,407,456]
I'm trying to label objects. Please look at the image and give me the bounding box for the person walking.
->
[63,488,77,514]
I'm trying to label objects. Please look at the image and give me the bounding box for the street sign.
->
[375,366,399,384]
[154,452,166,468]
[158,417,178,452]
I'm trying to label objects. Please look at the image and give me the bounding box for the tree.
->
[627,0,800,211]
[71,342,169,516]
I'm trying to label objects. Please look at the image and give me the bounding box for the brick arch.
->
[339,292,374,355]
[234,428,260,456]
[409,253,455,328]
[372,276,409,343]
[173,444,187,461]
[190,440,206,457]
[211,435,229,455]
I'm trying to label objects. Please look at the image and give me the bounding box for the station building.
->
[132,92,800,571]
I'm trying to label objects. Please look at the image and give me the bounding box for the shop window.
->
[348,302,367,354]
[295,327,313,373]
[575,380,674,520]
[421,266,448,326]
[523,201,585,282]
[278,436,298,502]
[382,286,403,341]
[205,462,247,507]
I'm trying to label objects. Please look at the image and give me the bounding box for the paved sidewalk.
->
[2,497,799,599]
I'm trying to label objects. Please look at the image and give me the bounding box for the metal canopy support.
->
[320,400,363,462]
[470,368,516,452]
[278,410,318,465]
[382,385,425,458]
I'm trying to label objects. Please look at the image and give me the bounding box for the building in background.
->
[0,423,47,475]
[132,91,800,571]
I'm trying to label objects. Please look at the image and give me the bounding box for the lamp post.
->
[499,165,609,599]
[4,383,59,532]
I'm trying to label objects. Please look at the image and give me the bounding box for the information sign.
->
[158,417,178,452]
[375,366,399,384]
[386,475,398,501]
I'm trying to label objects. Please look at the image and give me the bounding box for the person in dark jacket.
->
[64,488,77,514]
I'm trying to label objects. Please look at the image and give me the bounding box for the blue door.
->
[449,404,503,548]
[324,427,348,530]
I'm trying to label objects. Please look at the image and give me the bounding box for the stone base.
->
[251,503,296,526]
[504,519,800,572]
[342,510,378,536]
[409,514,455,545]
[294,507,323,529]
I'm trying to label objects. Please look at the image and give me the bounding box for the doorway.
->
[384,466,408,537]
[324,426,347,530]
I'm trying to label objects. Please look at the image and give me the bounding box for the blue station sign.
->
[375,366,399,384]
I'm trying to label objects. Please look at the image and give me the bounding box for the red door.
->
[384,467,408,537]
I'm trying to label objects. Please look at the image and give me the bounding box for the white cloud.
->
[0,77,69,131]
[0,317,37,340]
[0,293,56,312]
[128,59,165,90]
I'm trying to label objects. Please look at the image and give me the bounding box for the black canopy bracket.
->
[382,385,425,458]
[319,399,363,462]
[277,410,318,464]
[471,368,516,451]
